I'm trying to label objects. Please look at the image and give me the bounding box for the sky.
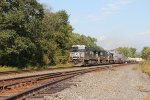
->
[38,0,150,51]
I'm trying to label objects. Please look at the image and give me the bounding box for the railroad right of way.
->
[0,64,128,100]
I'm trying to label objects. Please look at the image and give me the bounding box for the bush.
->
[140,60,150,75]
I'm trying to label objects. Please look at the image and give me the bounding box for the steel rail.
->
[5,67,98,100]
[0,64,126,91]
[0,64,131,100]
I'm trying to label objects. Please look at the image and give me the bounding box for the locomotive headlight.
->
[71,52,79,57]
[80,52,85,57]
[75,52,77,55]
[75,52,80,56]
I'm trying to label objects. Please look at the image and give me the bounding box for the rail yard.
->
[0,64,130,100]
[0,0,150,100]
[47,64,150,100]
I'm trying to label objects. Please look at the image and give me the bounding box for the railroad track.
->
[0,63,126,76]
[0,64,129,100]
[0,66,80,76]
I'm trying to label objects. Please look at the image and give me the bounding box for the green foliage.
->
[41,10,73,65]
[0,0,102,68]
[116,47,137,57]
[142,47,150,60]
[0,0,44,67]
[140,60,150,77]
[68,33,102,50]
[0,66,18,71]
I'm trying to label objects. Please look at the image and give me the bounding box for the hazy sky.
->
[38,0,150,51]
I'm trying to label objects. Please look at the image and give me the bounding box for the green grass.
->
[47,63,73,68]
[140,61,150,100]
[144,96,150,100]
[0,66,18,71]
[140,60,150,75]
[0,63,73,72]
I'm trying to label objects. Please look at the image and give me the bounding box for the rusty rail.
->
[0,64,131,100]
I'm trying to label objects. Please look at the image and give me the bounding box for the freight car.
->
[69,45,126,66]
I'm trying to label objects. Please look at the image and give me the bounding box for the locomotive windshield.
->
[71,45,86,52]
[71,47,78,52]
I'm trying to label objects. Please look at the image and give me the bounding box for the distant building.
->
[127,57,144,62]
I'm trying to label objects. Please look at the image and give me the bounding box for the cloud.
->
[94,35,106,41]
[88,0,131,21]
[94,35,134,50]
[138,30,150,35]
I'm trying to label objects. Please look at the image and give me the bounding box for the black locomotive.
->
[69,45,126,66]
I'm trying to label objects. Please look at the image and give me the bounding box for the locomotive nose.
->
[75,52,78,56]
[72,52,80,59]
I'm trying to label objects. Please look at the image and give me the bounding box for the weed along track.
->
[0,64,129,100]
[0,67,80,76]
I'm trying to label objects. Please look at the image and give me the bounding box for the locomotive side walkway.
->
[45,64,150,100]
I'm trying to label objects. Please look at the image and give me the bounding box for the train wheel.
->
[83,60,88,66]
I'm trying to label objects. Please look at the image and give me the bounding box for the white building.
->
[127,57,144,62]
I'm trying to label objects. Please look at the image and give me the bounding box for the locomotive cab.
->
[69,45,86,65]
[69,45,103,66]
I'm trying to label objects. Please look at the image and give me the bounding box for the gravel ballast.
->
[0,65,110,80]
[44,64,150,100]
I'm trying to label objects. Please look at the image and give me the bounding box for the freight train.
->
[69,45,126,66]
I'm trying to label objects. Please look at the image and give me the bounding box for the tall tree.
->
[130,48,136,57]
[0,0,44,66]
[41,10,73,64]
[117,47,137,57]
[142,47,150,60]
[0,1,103,67]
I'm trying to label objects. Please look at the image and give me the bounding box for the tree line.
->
[116,47,137,58]
[0,0,149,68]
[141,47,150,60]
[116,47,150,60]
[0,0,101,67]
